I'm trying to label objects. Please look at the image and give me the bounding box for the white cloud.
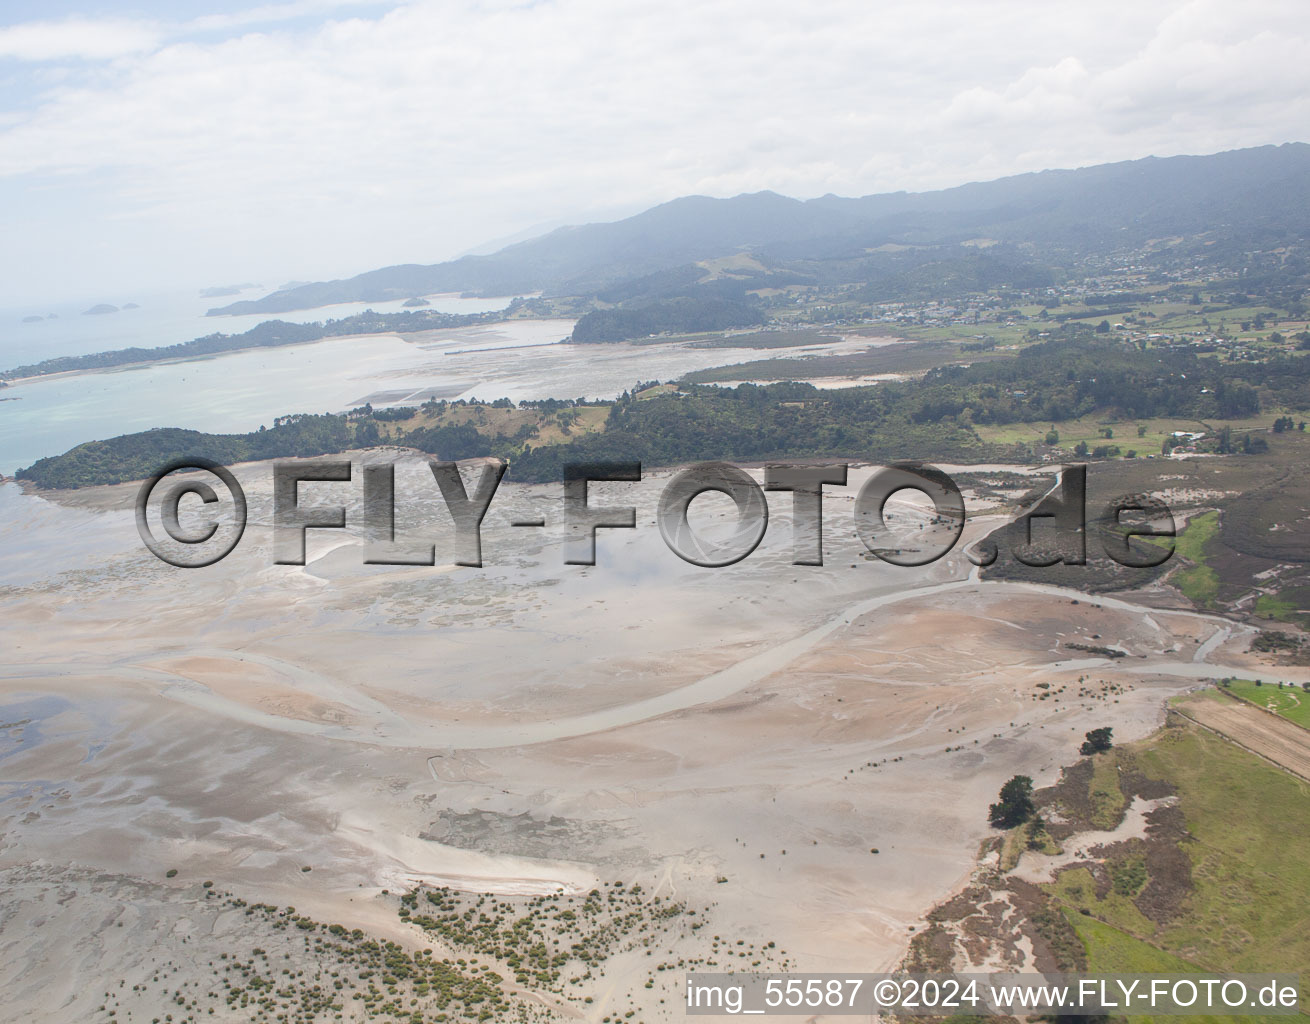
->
[0,0,1307,303]
[184,0,396,34]
[0,17,162,61]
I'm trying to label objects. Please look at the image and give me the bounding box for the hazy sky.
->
[2,0,1307,306]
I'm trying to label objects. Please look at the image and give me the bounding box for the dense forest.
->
[18,331,1310,489]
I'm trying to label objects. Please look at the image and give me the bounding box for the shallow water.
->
[0,287,512,370]
[0,320,869,475]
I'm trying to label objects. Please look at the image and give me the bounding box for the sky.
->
[1,0,1308,306]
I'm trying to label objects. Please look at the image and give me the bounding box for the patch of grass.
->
[973,412,1292,461]
[1088,754,1128,829]
[998,827,1028,872]
[1110,853,1148,897]
[974,414,1190,456]
[684,328,840,350]
[633,382,678,399]
[1173,509,1221,606]
[1067,909,1198,970]
[1255,588,1310,631]
[1026,818,1063,856]
[1175,687,1232,706]
[973,413,1126,449]
[882,323,1034,347]
[1063,914,1253,1024]
[679,339,979,384]
[1049,865,1157,937]
[1256,594,1299,620]
[376,401,611,448]
[1224,679,1310,729]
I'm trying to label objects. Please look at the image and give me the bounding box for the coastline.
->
[0,327,447,389]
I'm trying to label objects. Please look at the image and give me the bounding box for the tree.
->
[1044,429,1060,445]
[988,775,1035,829]
[1074,440,1089,457]
[1080,727,1113,755]
[1096,319,1110,334]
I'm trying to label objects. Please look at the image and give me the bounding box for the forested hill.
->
[208,143,1310,316]
[570,297,764,342]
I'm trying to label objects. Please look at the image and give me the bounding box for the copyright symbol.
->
[874,979,902,1007]
[135,458,247,568]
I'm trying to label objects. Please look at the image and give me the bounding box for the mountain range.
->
[208,142,1310,317]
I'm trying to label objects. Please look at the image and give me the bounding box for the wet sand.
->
[0,459,1298,1021]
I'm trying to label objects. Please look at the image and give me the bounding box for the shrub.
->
[988,775,1035,829]
[1080,727,1113,755]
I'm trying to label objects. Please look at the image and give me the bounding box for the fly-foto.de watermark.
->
[682,973,1302,1016]
[134,458,1176,571]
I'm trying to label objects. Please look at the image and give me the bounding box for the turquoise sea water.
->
[0,294,796,475]
[0,286,509,370]
[0,285,527,474]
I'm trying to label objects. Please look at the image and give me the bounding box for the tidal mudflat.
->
[1,458,1292,1021]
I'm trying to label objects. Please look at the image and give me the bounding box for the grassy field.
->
[1066,916,1247,1024]
[972,413,1292,457]
[1040,725,1310,1023]
[682,328,842,350]
[1137,727,1310,979]
[679,339,985,384]
[1223,679,1310,729]
[881,322,1034,347]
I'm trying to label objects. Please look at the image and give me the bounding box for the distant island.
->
[199,283,260,298]
[402,297,430,307]
[0,301,546,382]
[80,302,139,315]
[20,315,43,324]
